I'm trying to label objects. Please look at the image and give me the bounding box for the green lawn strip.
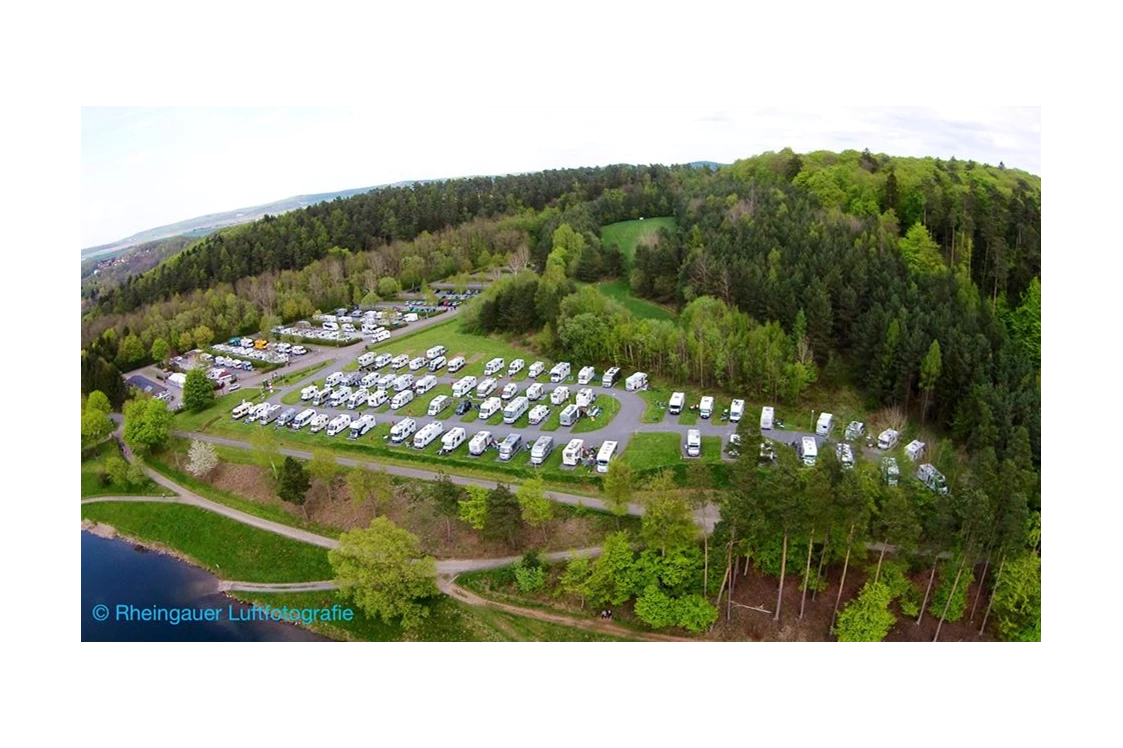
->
[700,436,725,464]
[594,280,675,321]
[81,441,163,498]
[175,388,264,432]
[268,361,329,389]
[572,393,621,433]
[80,502,333,582]
[600,216,678,262]
[621,432,684,472]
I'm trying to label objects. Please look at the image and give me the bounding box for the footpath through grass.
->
[80,502,334,582]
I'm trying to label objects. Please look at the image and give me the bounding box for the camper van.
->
[357,352,376,369]
[311,387,331,406]
[478,396,503,420]
[349,414,376,439]
[816,412,834,437]
[503,396,529,424]
[408,356,426,372]
[322,321,339,331]
[550,386,570,406]
[440,427,466,454]
[596,441,618,473]
[526,382,545,401]
[905,440,927,462]
[577,366,596,385]
[881,457,900,486]
[530,435,554,465]
[413,421,445,449]
[562,438,585,467]
[426,345,447,360]
[300,385,318,401]
[836,443,855,469]
[428,356,446,373]
[325,372,344,388]
[686,429,702,458]
[476,378,498,398]
[428,395,451,416]
[550,362,571,383]
[501,382,519,400]
[730,399,745,422]
[360,372,379,389]
[469,430,494,456]
[329,387,352,407]
[392,374,414,392]
[447,356,466,374]
[669,391,685,415]
[389,418,417,443]
[761,406,775,431]
[452,376,478,398]
[799,437,818,467]
[528,361,546,378]
[326,414,352,437]
[376,373,396,391]
[508,358,525,376]
[844,421,865,441]
[625,372,648,391]
[276,408,297,428]
[259,404,282,425]
[391,354,409,370]
[601,367,621,388]
[528,405,550,425]
[370,329,391,344]
[414,375,437,395]
[484,358,505,377]
[560,404,580,427]
[699,396,715,419]
[245,403,269,423]
[917,463,949,494]
[368,389,389,408]
[575,388,594,409]
[877,429,900,450]
[390,390,415,410]
[373,353,392,369]
[309,413,330,434]
[232,400,254,419]
[291,409,316,430]
[497,433,523,462]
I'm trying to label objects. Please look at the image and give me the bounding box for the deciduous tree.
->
[186,439,219,477]
[182,368,215,412]
[516,477,554,543]
[123,398,172,454]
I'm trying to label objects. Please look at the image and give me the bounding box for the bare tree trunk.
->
[874,542,887,584]
[934,557,967,642]
[774,532,788,622]
[970,552,992,622]
[724,543,734,620]
[830,524,855,628]
[799,527,815,620]
[812,531,830,601]
[703,512,710,595]
[917,562,938,626]
[979,556,1005,637]
[445,516,452,544]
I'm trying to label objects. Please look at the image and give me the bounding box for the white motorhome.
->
[408,356,426,372]
[601,366,621,388]
[413,421,445,449]
[877,429,900,450]
[390,390,415,410]
[370,329,391,344]
[699,396,715,419]
[440,427,466,453]
[389,418,416,443]
[625,371,648,391]
[478,396,503,420]
[836,443,855,469]
[452,376,477,398]
[447,356,466,374]
[368,389,389,408]
[468,430,494,456]
[349,414,376,439]
[322,321,339,331]
[245,403,269,423]
[844,421,866,441]
[503,396,529,424]
[528,404,550,425]
[428,394,451,416]
[276,408,297,428]
[761,406,775,430]
[730,399,745,423]
[357,352,376,368]
[392,374,414,392]
[560,404,580,427]
[686,429,701,457]
[484,357,505,377]
[428,356,446,373]
[577,366,596,385]
[576,388,595,409]
[917,463,949,494]
[905,440,927,462]
[530,435,554,465]
[360,372,379,389]
[376,373,396,390]
[501,382,518,400]
[476,378,498,398]
[528,361,546,378]
[669,391,685,415]
[881,457,900,485]
[526,382,545,401]
[291,409,316,430]
[562,438,584,467]
[596,441,618,473]
[232,400,254,419]
[816,412,834,437]
[497,433,522,462]
[312,387,331,406]
[326,414,352,437]
[309,413,330,433]
[325,372,344,388]
[414,374,437,395]
[426,345,447,360]
[799,436,818,467]
[550,386,570,406]
[259,404,282,425]
[391,354,409,370]
[373,353,392,369]
[550,362,571,383]
[508,358,525,376]
[329,387,352,407]
[300,385,318,401]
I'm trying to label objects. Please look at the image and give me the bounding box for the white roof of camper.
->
[817,412,833,426]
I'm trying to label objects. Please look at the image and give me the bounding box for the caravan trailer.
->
[799,437,818,467]
[559,404,580,427]
[326,414,352,437]
[428,395,451,416]
[447,356,466,374]
[259,404,282,425]
[309,413,330,433]
[370,329,391,344]
[601,367,621,388]
[357,352,376,369]
[349,414,376,439]
[686,429,701,458]
[413,421,445,449]
[877,429,900,450]
[408,356,425,372]
[669,392,685,415]
[528,405,550,425]
[291,409,316,430]
[426,345,447,360]
[562,438,585,467]
[468,430,494,456]
[389,418,417,443]
[497,433,522,462]
[624,372,648,391]
[816,412,835,437]
[550,386,570,406]
[503,396,529,424]
[596,441,618,473]
[360,372,379,389]
[699,396,715,419]
[508,358,525,376]
[376,373,396,390]
[478,397,503,420]
[368,389,388,408]
[577,366,596,385]
[392,374,414,392]
[761,406,775,430]
[528,361,546,379]
[484,358,505,377]
[576,388,595,409]
[391,354,409,370]
[276,408,297,428]
[325,372,344,388]
[550,362,571,383]
[530,435,554,465]
[390,390,415,410]
[440,427,466,453]
[476,378,498,398]
[414,375,437,395]
[373,353,392,369]
[452,376,477,398]
[730,399,745,423]
[526,382,545,401]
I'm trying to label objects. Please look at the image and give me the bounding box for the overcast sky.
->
[81,106,1040,249]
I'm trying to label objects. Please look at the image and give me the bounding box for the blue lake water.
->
[82,531,329,642]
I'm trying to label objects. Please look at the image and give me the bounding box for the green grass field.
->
[268,361,329,388]
[595,280,675,321]
[81,442,162,498]
[175,388,264,431]
[80,502,334,582]
[572,393,621,433]
[621,432,684,472]
[601,216,678,262]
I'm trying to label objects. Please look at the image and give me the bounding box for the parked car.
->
[455,399,473,416]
